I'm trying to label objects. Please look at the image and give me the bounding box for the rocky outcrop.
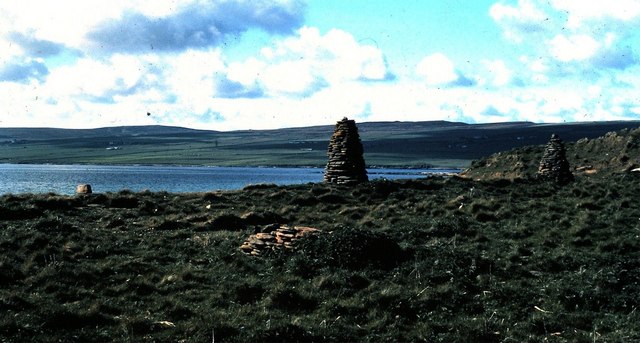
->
[240,225,321,256]
[537,134,573,184]
[324,117,368,185]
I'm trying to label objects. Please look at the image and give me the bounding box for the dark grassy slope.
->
[2,176,640,339]
[2,125,640,342]
[1,121,638,167]
[464,126,640,180]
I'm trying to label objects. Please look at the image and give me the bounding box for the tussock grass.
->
[1,174,639,341]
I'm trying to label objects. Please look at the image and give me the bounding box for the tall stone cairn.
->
[324,117,368,184]
[537,134,574,184]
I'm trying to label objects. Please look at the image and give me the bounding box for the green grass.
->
[2,121,638,168]
[0,140,462,167]
[1,174,639,342]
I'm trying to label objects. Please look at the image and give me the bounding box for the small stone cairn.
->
[324,117,368,184]
[537,134,574,184]
[240,225,321,256]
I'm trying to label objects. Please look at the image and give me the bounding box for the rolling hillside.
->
[463,126,640,180]
[1,120,639,168]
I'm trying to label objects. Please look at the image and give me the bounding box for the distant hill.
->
[1,120,639,168]
[0,125,206,141]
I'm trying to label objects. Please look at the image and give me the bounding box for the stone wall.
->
[324,117,368,184]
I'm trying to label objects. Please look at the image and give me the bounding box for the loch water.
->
[0,164,459,195]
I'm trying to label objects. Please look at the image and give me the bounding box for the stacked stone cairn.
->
[537,134,574,184]
[240,225,321,256]
[324,117,368,184]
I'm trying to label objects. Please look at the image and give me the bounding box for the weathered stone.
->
[76,184,92,194]
[278,227,297,235]
[240,225,322,256]
[537,134,574,184]
[255,232,274,240]
[324,117,368,185]
[275,232,295,239]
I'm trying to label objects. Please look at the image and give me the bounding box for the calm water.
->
[0,164,459,195]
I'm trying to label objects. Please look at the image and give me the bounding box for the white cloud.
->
[45,54,162,102]
[490,0,550,42]
[518,55,551,84]
[0,0,305,54]
[416,53,459,85]
[490,0,640,101]
[227,57,265,86]
[0,24,399,130]
[482,60,513,86]
[227,27,393,96]
[317,29,389,81]
[0,35,25,59]
[529,59,548,73]
[0,1,135,49]
[166,49,225,100]
[550,0,640,28]
[261,60,324,95]
[549,34,600,62]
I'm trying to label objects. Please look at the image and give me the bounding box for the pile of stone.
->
[240,225,321,256]
[537,134,574,184]
[324,117,368,184]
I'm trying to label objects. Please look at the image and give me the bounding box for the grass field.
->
[2,120,638,168]
[1,174,639,342]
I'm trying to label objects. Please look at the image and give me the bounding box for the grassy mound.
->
[463,126,640,180]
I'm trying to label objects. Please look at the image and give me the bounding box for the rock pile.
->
[240,225,321,256]
[537,134,574,183]
[324,117,368,184]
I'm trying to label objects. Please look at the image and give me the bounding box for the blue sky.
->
[1,0,639,130]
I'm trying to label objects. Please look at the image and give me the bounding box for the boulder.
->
[76,184,92,194]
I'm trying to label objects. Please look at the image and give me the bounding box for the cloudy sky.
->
[1,0,639,130]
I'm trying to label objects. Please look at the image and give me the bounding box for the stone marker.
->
[324,117,368,185]
[240,225,321,256]
[76,184,92,194]
[537,134,573,184]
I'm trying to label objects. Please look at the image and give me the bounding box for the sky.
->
[1,0,639,130]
